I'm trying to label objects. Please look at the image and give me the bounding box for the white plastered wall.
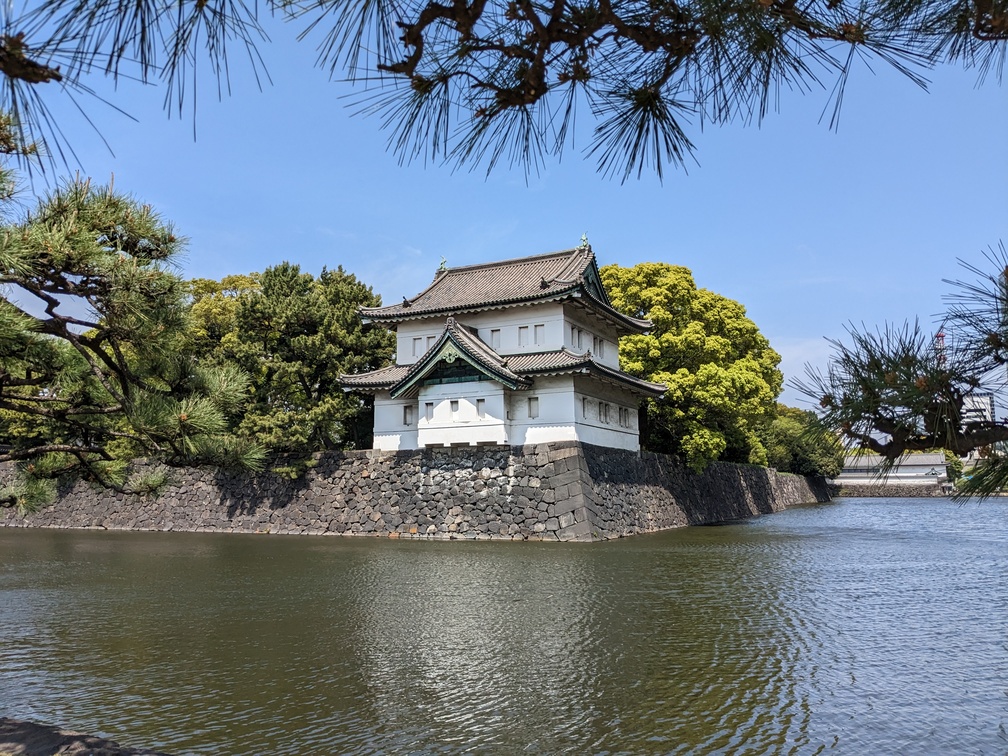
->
[394,302,618,364]
[570,375,642,451]
[505,375,578,446]
[396,320,449,364]
[416,380,508,448]
[467,304,566,356]
[373,374,644,451]
[372,390,419,451]
[562,303,621,369]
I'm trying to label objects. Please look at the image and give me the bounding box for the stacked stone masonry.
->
[829,483,949,498]
[1,442,831,541]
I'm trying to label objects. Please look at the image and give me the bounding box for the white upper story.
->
[394,303,621,370]
[342,245,667,451]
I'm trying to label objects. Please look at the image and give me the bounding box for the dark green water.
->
[1,497,1005,755]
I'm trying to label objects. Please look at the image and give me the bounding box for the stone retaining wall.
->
[1,442,831,541]
[830,483,951,498]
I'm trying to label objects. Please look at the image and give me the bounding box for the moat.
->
[1,497,1005,754]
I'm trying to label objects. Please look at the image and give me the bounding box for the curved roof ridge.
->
[431,246,584,274]
[388,317,530,398]
[359,246,609,322]
[339,363,411,390]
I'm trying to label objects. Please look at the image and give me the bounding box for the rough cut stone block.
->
[557,519,595,541]
[551,494,581,517]
[0,443,828,540]
[550,470,581,488]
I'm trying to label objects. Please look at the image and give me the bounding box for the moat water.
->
[1,497,1005,755]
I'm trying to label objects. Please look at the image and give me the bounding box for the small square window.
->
[477,398,486,419]
[403,405,414,426]
[425,402,434,422]
[528,397,539,419]
[582,397,589,418]
[534,324,545,345]
[518,325,529,346]
[450,400,459,420]
[427,335,437,349]
[412,337,423,357]
[490,329,501,349]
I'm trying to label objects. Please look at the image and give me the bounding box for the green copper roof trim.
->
[389,329,527,399]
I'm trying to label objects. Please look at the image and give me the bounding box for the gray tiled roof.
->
[340,364,411,390]
[389,317,531,397]
[840,452,948,469]
[508,349,667,397]
[343,318,666,398]
[359,246,651,333]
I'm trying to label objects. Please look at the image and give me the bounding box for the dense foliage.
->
[757,404,843,478]
[797,243,1008,497]
[0,176,848,509]
[0,0,1002,175]
[601,262,783,471]
[0,178,264,511]
[190,263,395,475]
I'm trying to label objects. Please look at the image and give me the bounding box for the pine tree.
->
[190,262,395,476]
[796,242,1008,497]
[0,176,264,512]
[1,0,1004,175]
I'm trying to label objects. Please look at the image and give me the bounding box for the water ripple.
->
[0,499,1005,754]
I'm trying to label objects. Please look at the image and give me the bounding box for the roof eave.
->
[388,324,528,398]
[359,286,582,324]
[568,291,651,334]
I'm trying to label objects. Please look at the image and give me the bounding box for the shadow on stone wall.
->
[578,446,830,538]
[2,443,830,541]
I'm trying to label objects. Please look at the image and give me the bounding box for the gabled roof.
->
[342,320,665,399]
[359,246,651,334]
[340,363,412,391]
[388,317,531,398]
[840,452,948,470]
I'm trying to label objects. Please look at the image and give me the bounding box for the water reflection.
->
[1,499,1005,754]
[349,545,612,751]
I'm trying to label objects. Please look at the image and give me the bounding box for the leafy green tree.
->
[192,262,395,474]
[943,449,964,484]
[2,0,1003,175]
[758,403,843,478]
[0,177,264,512]
[188,273,262,359]
[797,243,1008,497]
[601,262,782,471]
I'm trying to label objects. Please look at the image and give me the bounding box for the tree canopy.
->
[0,177,264,511]
[2,0,1004,175]
[797,242,1008,497]
[190,262,395,475]
[757,403,843,478]
[601,261,782,470]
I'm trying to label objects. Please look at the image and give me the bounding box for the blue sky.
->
[31,21,1008,407]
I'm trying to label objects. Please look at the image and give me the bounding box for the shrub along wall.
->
[1,442,831,541]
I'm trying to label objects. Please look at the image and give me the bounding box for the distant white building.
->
[962,392,996,425]
[833,452,949,487]
[341,246,666,451]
